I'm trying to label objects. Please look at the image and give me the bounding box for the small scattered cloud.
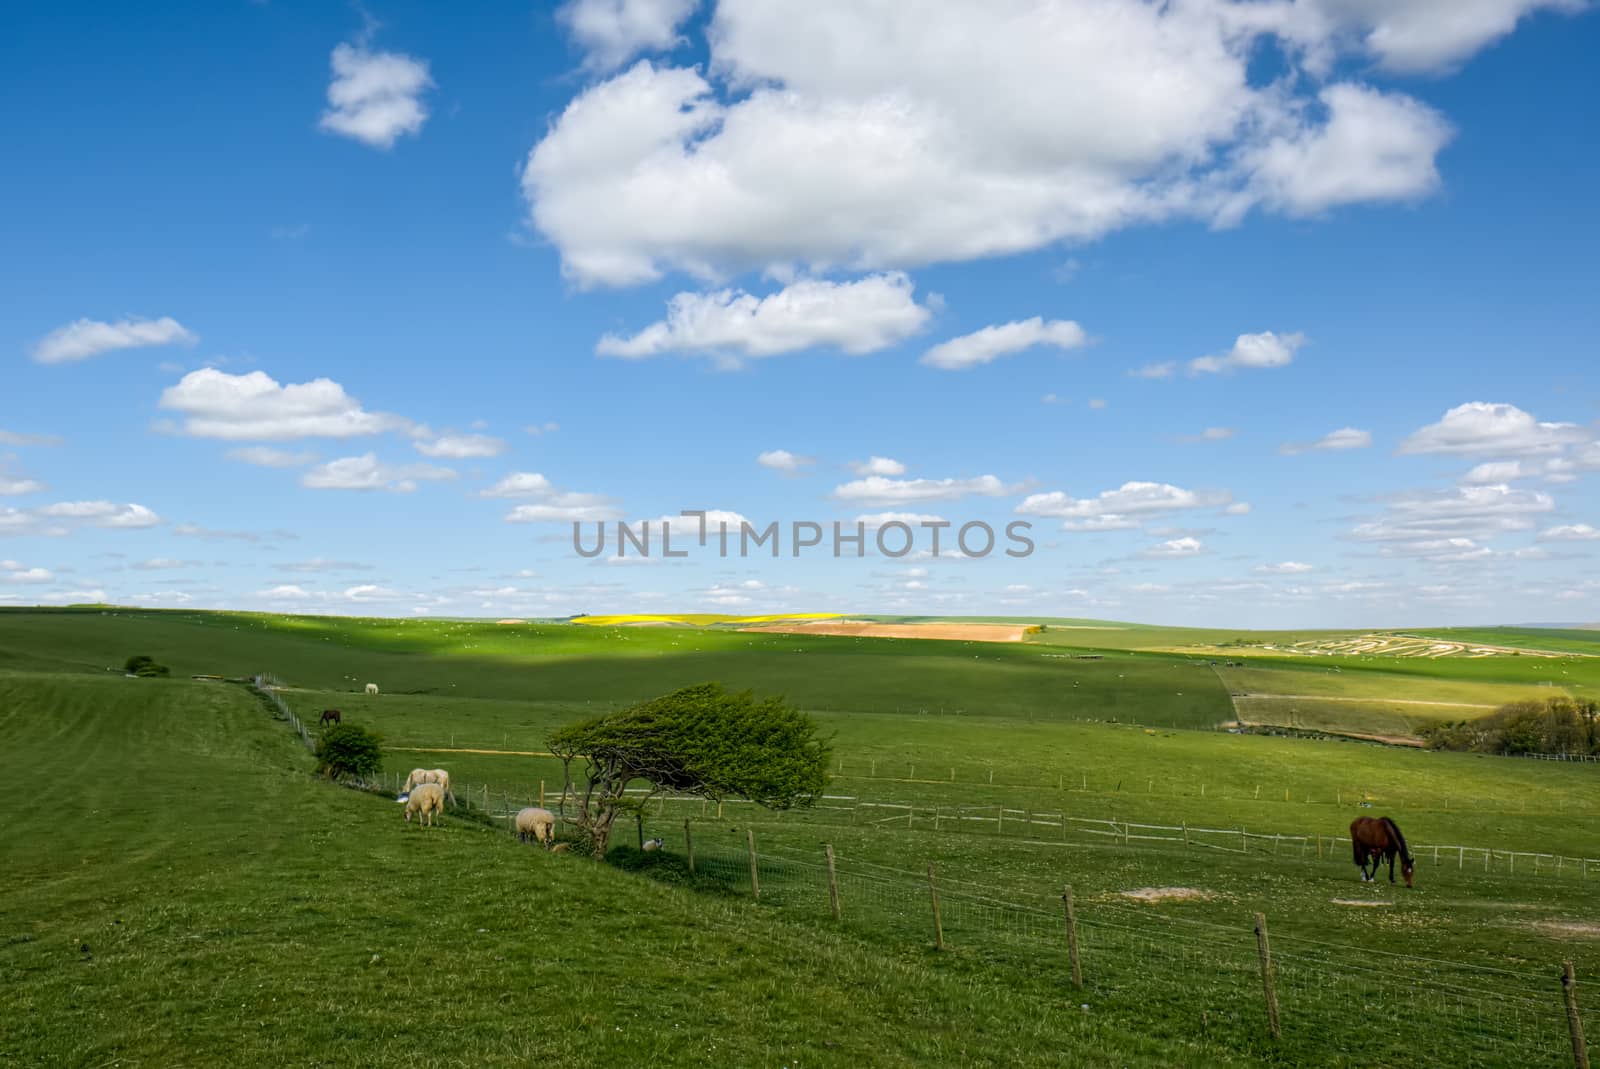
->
[832,474,1019,507]
[1180,427,1235,444]
[301,454,457,493]
[31,316,196,365]
[524,422,561,436]
[319,41,434,149]
[1018,481,1232,527]
[1087,399,1107,410]
[596,273,931,365]
[1130,361,1176,380]
[0,428,63,447]
[1190,331,1305,375]
[1280,427,1372,455]
[846,456,906,477]
[414,433,506,459]
[1142,536,1205,558]
[1256,561,1314,574]
[920,317,1087,371]
[226,446,318,468]
[757,449,814,475]
[1539,524,1600,542]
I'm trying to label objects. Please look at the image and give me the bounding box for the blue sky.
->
[3,0,1598,627]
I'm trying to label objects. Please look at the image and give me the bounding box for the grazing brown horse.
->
[318,709,341,726]
[1351,816,1414,887]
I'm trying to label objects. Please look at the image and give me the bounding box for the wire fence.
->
[685,838,1593,1069]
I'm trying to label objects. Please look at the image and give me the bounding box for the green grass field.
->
[4,608,1599,1067]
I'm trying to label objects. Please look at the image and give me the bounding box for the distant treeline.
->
[1422,696,1599,756]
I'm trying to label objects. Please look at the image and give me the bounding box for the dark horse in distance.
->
[319,709,342,726]
[1350,816,1415,887]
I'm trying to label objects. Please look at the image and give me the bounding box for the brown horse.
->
[1351,816,1414,887]
[319,709,341,726]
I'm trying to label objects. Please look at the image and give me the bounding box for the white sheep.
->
[642,837,664,852]
[404,783,445,827]
[365,683,379,695]
[515,807,556,848]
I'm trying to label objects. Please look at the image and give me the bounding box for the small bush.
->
[315,724,383,782]
[124,655,170,678]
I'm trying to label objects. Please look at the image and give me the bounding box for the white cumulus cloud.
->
[596,273,931,363]
[559,0,699,71]
[521,3,1475,288]
[301,454,457,493]
[159,369,410,441]
[319,42,434,149]
[1190,331,1306,375]
[1280,426,1372,455]
[1400,402,1587,456]
[920,317,1087,371]
[757,449,814,474]
[31,316,196,365]
[1540,524,1600,542]
[414,433,506,459]
[832,474,1018,507]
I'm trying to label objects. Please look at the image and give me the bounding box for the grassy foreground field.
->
[2,670,1196,1067]
[4,608,1599,1066]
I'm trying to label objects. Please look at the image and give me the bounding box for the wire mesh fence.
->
[681,838,1594,1069]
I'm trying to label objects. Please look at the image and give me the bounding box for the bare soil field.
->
[739,619,1031,643]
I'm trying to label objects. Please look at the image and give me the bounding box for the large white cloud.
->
[559,0,699,71]
[35,501,161,529]
[523,2,1479,287]
[31,316,195,365]
[921,318,1087,371]
[319,43,433,149]
[1400,402,1588,456]
[159,369,410,440]
[596,273,931,362]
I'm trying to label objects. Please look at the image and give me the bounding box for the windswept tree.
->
[549,682,831,858]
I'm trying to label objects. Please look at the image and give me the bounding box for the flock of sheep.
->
[398,766,570,852]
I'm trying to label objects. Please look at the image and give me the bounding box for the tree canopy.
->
[315,723,384,782]
[549,682,831,857]
[1422,696,1598,756]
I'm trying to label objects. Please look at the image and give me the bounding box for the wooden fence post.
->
[1063,884,1082,988]
[747,829,760,902]
[1564,961,1590,1069]
[539,780,546,808]
[482,784,488,811]
[824,844,842,922]
[1254,912,1282,1041]
[636,811,644,850]
[682,818,695,873]
[1240,826,1248,852]
[928,862,945,950]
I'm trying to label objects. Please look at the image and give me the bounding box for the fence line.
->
[678,838,1592,1069]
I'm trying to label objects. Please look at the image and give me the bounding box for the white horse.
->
[365,683,379,695]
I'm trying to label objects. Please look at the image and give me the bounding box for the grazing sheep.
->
[404,783,445,827]
[642,837,664,852]
[401,767,455,805]
[365,683,379,696]
[515,807,556,847]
